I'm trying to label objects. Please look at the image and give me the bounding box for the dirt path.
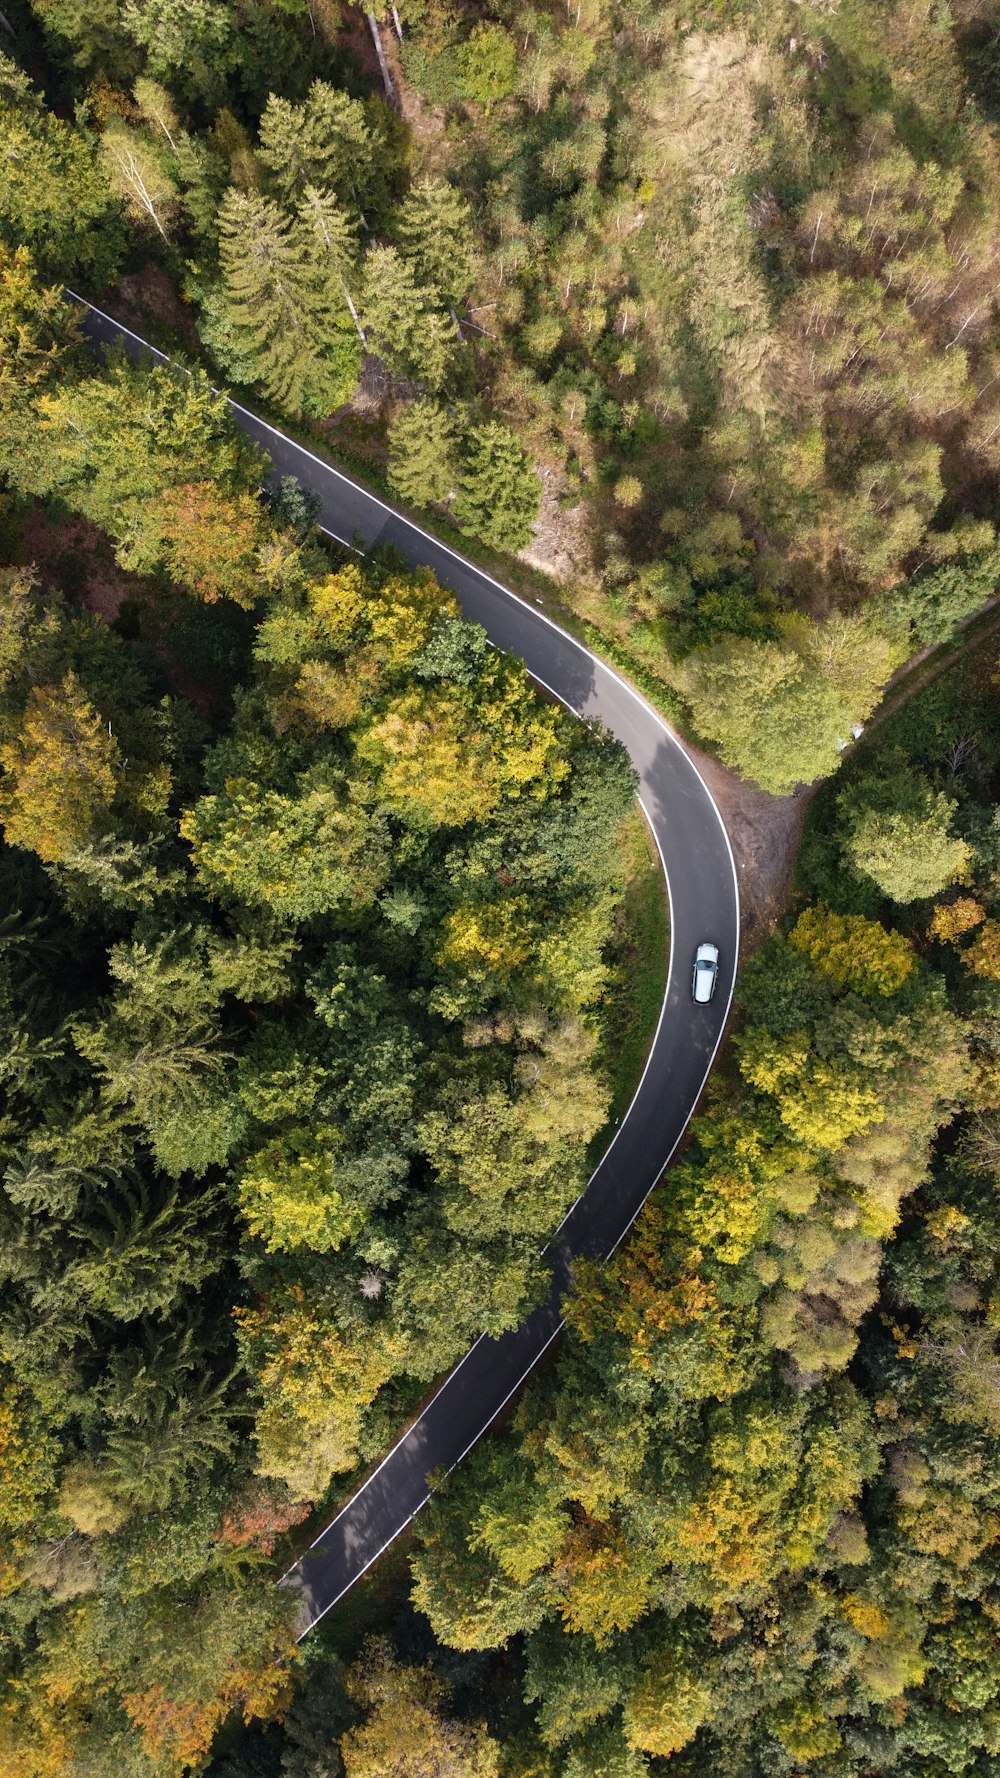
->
[682,742,809,953]
[862,596,1000,740]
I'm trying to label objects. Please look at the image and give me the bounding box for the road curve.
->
[71,294,741,1634]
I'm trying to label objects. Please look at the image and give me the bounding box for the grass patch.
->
[594,807,670,1146]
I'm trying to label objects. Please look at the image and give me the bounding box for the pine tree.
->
[217,189,361,415]
[122,0,240,106]
[395,176,475,307]
[297,183,366,345]
[453,422,541,552]
[387,398,457,505]
[258,82,395,223]
[361,244,458,389]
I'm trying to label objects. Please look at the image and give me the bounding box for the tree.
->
[789,905,915,996]
[298,184,366,345]
[387,399,458,506]
[453,422,541,552]
[181,770,390,920]
[60,1177,221,1321]
[239,1296,405,1496]
[0,673,119,864]
[17,356,264,577]
[839,768,971,903]
[341,1640,501,1778]
[455,21,518,108]
[133,77,181,151]
[97,119,179,241]
[97,1349,240,1512]
[0,1378,58,1586]
[238,1128,365,1253]
[395,176,476,307]
[361,244,458,389]
[353,667,566,829]
[217,190,362,416]
[880,537,1000,646]
[621,1656,715,1758]
[0,245,80,414]
[144,480,268,606]
[258,82,398,222]
[682,616,894,796]
[0,54,122,280]
[122,0,240,104]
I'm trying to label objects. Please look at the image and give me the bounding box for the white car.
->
[692,942,719,1004]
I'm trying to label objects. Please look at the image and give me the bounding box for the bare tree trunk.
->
[343,285,367,347]
[0,9,16,35]
[365,11,397,105]
[109,144,170,241]
[391,4,403,38]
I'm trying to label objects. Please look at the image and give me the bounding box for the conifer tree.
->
[453,422,541,552]
[122,0,240,105]
[258,82,393,223]
[395,176,475,307]
[387,399,457,506]
[361,244,458,389]
[297,183,366,345]
[217,189,361,415]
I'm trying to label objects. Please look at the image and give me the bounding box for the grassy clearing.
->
[594,807,670,1145]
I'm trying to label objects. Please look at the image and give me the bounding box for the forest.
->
[4,0,1000,1776]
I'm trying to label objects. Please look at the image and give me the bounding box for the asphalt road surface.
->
[71,294,741,1635]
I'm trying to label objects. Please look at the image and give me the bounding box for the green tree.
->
[181,769,390,920]
[395,176,476,307]
[839,767,972,903]
[387,399,458,506]
[217,189,362,416]
[453,422,541,552]
[122,0,240,104]
[71,929,243,1178]
[297,183,367,345]
[682,616,894,796]
[455,21,518,108]
[361,244,458,389]
[0,53,122,279]
[16,355,263,569]
[258,82,397,222]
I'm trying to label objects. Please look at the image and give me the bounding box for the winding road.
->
[72,294,741,1635]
